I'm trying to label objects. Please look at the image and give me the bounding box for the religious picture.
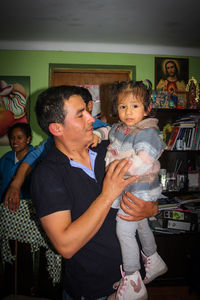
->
[155,57,189,94]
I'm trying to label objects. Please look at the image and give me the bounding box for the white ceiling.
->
[1,0,200,57]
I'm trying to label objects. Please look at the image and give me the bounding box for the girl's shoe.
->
[141,251,168,284]
[115,266,147,300]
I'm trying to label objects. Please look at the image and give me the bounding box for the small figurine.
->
[186,77,199,109]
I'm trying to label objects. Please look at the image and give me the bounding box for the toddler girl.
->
[94,80,167,300]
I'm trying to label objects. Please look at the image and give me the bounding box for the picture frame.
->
[155,57,189,94]
[0,76,30,145]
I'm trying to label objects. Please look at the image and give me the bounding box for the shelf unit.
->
[151,108,200,287]
[154,108,200,194]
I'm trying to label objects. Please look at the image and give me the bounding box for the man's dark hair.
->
[7,122,32,143]
[35,85,83,136]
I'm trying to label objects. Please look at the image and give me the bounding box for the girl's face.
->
[9,127,30,154]
[117,93,147,126]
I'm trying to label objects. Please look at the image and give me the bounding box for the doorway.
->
[49,64,135,124]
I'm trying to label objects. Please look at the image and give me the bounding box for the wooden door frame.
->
[49,64,136,123]
[49,64,136,86]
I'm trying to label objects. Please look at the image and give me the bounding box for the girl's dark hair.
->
[111,80,153,118]
[7,122,32,143]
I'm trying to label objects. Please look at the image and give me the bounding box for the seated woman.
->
[0,122,34,203]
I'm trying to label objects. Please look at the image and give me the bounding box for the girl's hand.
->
[90,133,100,147]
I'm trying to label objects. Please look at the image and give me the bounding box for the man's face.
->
[166,62,176,77]
[62,95,95,145]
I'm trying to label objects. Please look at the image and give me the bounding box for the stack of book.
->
[166,113,200,150]
[149,195,200,234]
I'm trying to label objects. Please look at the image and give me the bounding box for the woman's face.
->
[9,127,30,154]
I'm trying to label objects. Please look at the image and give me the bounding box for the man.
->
[156,60,186,93]
[4,87,109,212]
[31,85,157,299]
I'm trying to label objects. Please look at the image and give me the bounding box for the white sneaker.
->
[115,267,148,300]
[141,251,168,284]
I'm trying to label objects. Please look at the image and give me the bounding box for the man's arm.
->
[39,159,137,259]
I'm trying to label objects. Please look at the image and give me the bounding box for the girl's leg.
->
[137,218,157,257]
[116,214,140,274]
[138,218,167,284]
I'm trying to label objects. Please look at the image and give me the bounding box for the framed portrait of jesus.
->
[155,57,189,94]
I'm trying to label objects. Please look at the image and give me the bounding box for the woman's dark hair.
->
[111,80,153,118]
[7,122,32,143]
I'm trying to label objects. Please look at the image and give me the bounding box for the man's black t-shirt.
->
[31,141,122,299]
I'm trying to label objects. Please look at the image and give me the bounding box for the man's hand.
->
[118,191,158,221]
[4,182,21,212]
[101,159,138,205]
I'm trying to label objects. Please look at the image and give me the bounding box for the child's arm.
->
[92,126,111,147]
[90,134,100,148]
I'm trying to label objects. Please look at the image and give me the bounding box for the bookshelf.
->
[154,108,200,195]
[150,108,200,286]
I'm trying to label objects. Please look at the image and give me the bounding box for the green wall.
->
[1,49,200,157]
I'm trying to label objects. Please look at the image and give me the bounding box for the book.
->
[196,126,200,150]
[162,210,198,222]
[158,197,180,211]
[182,128,190,150]
[175,114,200,122]
[171,127,181,150]
[179,123,195,128]
[189,127,196,150]
[191,122,199,150]
[186,127,193,150]
[173,121,196,128]
[184,127,195,150]
[167,126,179,150]
[194,120,200,150]
[160,209,199,232]
[174,127,185,150]
[164,219,198,232]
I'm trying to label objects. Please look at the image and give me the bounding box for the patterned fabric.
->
[0,200,62,285]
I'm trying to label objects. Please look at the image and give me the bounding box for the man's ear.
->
[49,123,63,136]
[87,100,93,113]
